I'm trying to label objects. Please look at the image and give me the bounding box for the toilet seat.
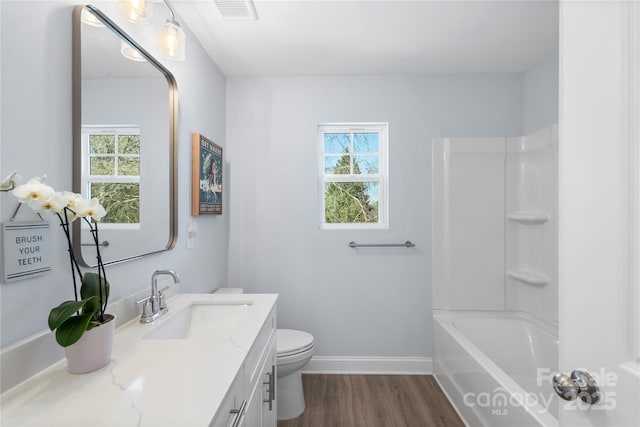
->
[277,329,314,358]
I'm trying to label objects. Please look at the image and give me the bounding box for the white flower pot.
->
[64,314,115,374]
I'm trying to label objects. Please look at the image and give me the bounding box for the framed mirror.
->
[72,5,177,267]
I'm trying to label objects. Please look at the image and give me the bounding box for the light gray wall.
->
[0,1,228,348]
[524,52,559,134]
[225,74,524,357]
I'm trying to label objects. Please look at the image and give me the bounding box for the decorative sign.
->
[192,133,223,215]
[2,221,52,282]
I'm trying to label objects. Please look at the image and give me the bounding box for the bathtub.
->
[433,311,559,426]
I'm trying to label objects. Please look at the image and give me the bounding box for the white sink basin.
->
[142,301,253,340]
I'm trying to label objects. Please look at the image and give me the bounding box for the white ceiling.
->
[173,0,559,77]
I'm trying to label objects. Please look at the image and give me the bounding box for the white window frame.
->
[318,123,388,230]
[81,126,141,229]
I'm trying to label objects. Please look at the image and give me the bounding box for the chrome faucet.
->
[137,269,180,323]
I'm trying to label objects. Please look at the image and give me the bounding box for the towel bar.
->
[348,240,415,248]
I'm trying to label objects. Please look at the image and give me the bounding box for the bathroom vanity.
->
[0,293,277,427]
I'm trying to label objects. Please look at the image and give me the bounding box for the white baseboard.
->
[302,356,432,375]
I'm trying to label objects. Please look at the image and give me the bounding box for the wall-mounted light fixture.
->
[116,0,154,24]
[116,0,186,62]
[157,0,186,61]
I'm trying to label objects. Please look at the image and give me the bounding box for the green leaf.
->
[48,296,100,330]
[55,314,94,347]
[80,272,110,302]
[48,300,89,331]
[86,320,102,331]
[81,295,101,315]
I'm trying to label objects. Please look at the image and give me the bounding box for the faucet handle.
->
[136,296,154,321]
[136,295,152,305]
[158,286,170,310]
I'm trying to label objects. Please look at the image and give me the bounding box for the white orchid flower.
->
[76,197,106,221]
[29,192,68,213]
[12,176,54,203]
[61,191,84,211]
[73,198,90,218]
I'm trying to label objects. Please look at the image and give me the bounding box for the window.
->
[319,123,388,229]
[82,126,141,226]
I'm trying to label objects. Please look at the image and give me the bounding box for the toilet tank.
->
[214,288,244,294]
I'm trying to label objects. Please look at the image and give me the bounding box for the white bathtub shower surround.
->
[432,125,558,426]
[432,137,507,311]
[505,127,558,324]
[434,311,559,427]
[432,126,558,322]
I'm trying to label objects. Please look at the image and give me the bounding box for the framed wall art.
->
[192,133,223,215]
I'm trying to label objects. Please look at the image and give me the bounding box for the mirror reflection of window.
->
[82,126,141,228]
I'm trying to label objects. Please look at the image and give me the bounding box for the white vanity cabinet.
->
[0,294,279,427]
[210,307,276,427]
[244,333,277,427]
[209,368,246,427]
[260,346,277,427]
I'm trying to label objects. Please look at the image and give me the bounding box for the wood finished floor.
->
[277,374,464,427]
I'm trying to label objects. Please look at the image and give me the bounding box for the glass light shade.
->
[81,8,105,27]
[116,0,154,24]
[120,40,147,62]
[157,20,186,61]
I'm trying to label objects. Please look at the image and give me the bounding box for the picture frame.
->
[192,133,223,215]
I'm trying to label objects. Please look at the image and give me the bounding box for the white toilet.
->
[276,328,314,420]
[214,288,314,421]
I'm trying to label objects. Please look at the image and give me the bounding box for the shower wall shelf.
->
[506,212,549,225]
[506,269,549,286]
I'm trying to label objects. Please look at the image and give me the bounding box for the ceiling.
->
[173,0,559,77]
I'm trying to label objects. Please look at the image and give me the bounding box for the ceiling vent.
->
[214,0,258,20]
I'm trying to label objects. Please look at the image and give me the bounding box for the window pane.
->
[90,157,115,175]
[324,181,379,224]
[118,135,140,154]
[354,155,379,174]
[364,182,380,208]
[324,154,351,175]
[89,135,115,154]
[90,182,140,224]
[118,157,140,176]
[353,133,379,153]
[324,156,340,174]
[323,133,350,154]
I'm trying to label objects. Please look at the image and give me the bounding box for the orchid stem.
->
[85,217,106,321]
[58,210,81,303]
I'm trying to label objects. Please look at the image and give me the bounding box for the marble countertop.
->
[0,293,278,427]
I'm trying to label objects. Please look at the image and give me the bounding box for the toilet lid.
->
[277,329,314,357]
